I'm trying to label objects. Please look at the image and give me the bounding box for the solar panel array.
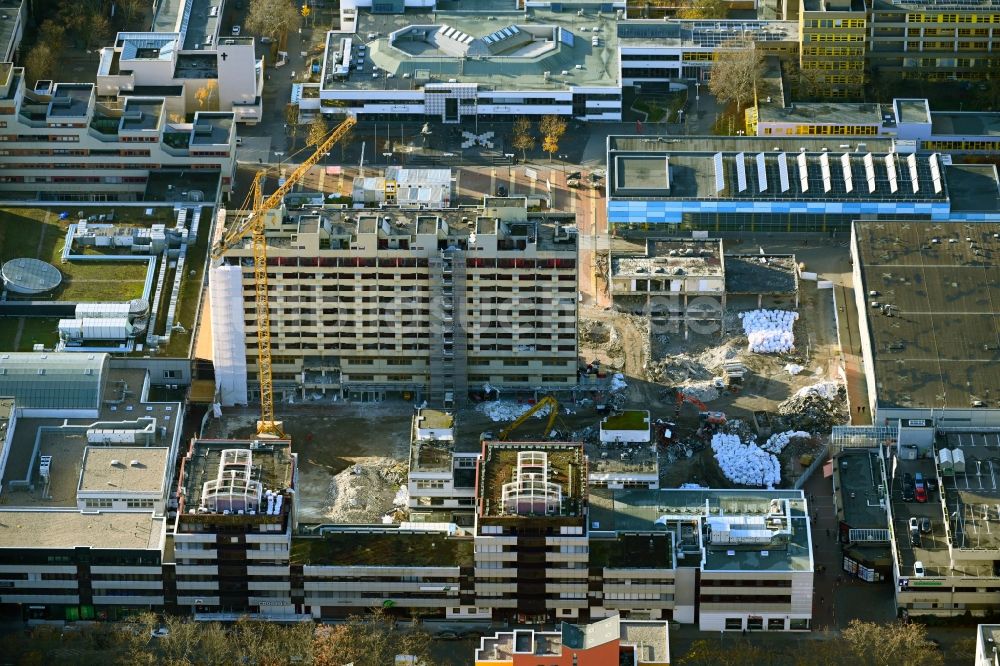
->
[682,150,947,201]
[841,153,853,194]
[930,153,943,194]
[907,153,920,194]
[885,154,898,194]
[735,152,747,193]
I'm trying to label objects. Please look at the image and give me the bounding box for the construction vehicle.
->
[211,115,357,438]
[674,390,727,425]
[482,395,560,442]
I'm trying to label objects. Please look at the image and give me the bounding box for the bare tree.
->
[246,0,300,47]
[840,619,944,666]
[539,114,567,163]
[677,0,729,20]
[512,116,535,161]
[307,113,329,148]
[708,37,764,114]
[285,103,301,149]
[117,0,147,26]
[313,608,434,666]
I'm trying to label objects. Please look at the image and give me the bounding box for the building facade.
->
[211,198,579,407]
[0,64,236,201]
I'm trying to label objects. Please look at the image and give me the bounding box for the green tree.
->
[708,36,764,115]
[117,0,147,26]
[23,44,56,86]
[246,0,300,47]
[512,115,535,161]
[539,114,567,163]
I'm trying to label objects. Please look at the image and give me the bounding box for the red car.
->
[914,473,928,503]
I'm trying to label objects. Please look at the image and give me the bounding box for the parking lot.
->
[889,456,943,578]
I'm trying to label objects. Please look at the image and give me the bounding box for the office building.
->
[172,438,299,617]
[95,0,263,122]
[606,136,1000,233]
[210,198,579,408]
[0,63,236,201]
[0,353,184,621]
[852,220,1000,426]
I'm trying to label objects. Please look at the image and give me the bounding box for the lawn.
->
[0,207,158,302]
[631,91,687,123]
[603,410,650,431]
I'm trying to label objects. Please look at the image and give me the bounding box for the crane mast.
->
[211,115,357,438]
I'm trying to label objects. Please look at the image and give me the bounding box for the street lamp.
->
[695,81,701,112]
[504,153,514,180]
[274,151,285,185]
[382,152,393,166]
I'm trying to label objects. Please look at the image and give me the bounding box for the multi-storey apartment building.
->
[407,409,479,522]
[172,438,298,617]
[798,0,868,98]
[0,63,236,201]
[211,198,579,407]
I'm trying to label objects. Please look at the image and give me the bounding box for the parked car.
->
[436,631,460,640]
[232,25,241,36]
[914,472,928,503]
[909,517,921,546]
[919,517,932,534]
[913,560,925,577]
[496,185,508,197]
[567,171,582,180]
[902,474,915,502]
[566,178,581,188]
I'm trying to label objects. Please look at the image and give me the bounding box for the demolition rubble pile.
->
[711,432,781,488]
[760,430,812,455]
[326,459,409,523]
[477,400,552,422]
[740,309,798,353]
[777,381,847,432]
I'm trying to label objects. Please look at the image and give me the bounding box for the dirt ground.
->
[578,268,843,489]
[210,403,414,523]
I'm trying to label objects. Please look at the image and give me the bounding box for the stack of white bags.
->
[760,430,812,455]
[711,432,781,488]
[740,309,798,353]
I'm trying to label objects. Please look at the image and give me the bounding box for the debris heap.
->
[711,432,781,488]
[740,309,798,353]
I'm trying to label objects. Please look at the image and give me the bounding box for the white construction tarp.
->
[210,264,248,406]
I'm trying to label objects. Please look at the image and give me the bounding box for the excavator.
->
[674,390,726,425]
[482,395,560,442]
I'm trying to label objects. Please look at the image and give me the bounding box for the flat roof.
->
[182,0,222,51]
[896,99,931,125]
[620,621,670,664]
[0,510,164,549]
[49,84,93,118]
[725,254,797,294]
[180,439,293,512]
[979,625,1000,655]
[611,239,722,279]
[589,532,673,568]
[0,352,108,412]
[837,450,889,530]
[944,164,1000,213]
[0,0,24,60]
[478,442,586,521]
[589,487,812,572]
[190,112,232,145]
[931,111,1000,138]
[607,137,943,203]
[225,203,577,254]
[324,7,620,92]
[120,98,164,132]
[853,221,1000,410]
[79,447,169,494]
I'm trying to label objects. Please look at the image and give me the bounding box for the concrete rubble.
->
[325,458,409,524]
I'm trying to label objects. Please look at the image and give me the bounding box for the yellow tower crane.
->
[211,115,357,438]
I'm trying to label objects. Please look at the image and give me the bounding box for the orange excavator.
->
[674,390,727,425]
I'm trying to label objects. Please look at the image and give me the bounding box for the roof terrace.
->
[477,442,586,524]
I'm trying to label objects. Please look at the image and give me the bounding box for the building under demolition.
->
[210,197,579,408]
